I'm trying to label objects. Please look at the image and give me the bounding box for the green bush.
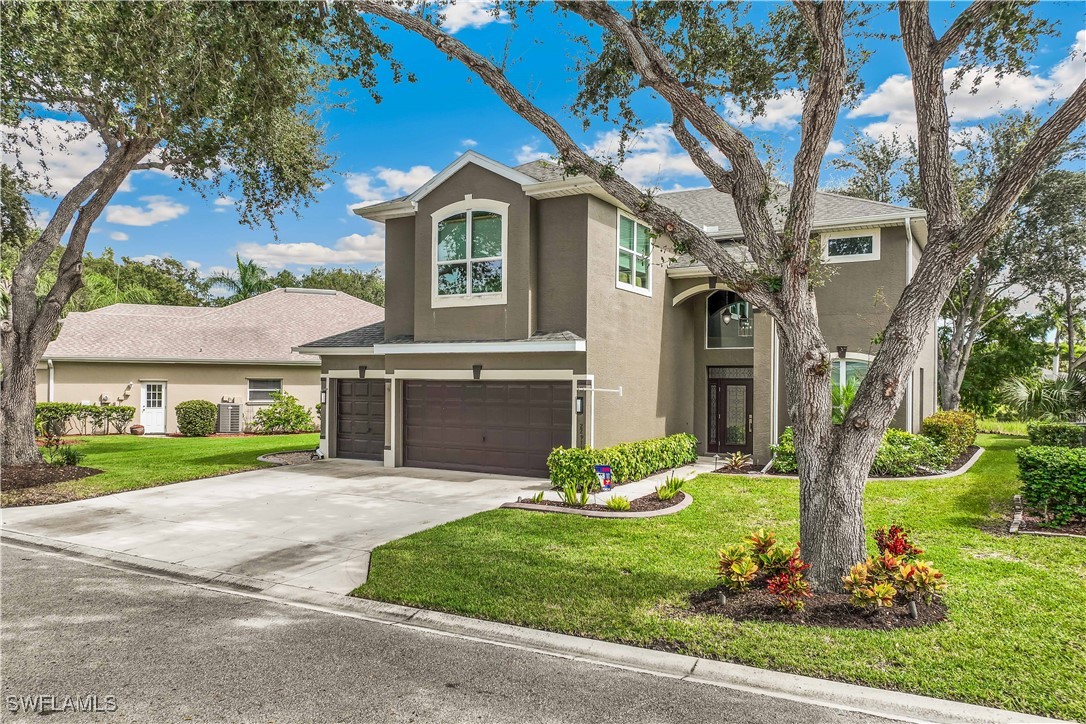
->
[51,444,85,467]
[921,410,978,459]
[547,433,698,490]
[1026,421,1084,448]
[1017,446,1086,525]
[771,427,950,477]
[769,427,798,473]
[175,400,217,437]
[252,390,316,434]
[871,429,952,476]
[34,402,135,436]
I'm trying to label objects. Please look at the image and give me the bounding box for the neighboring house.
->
[37,288,383,434]
[296,151,936,477]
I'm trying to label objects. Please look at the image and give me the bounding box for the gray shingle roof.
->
[45,288,384,363]
[514,160,566,182]
[298,326,583,349]
[299,321,386,348]
[657,187,922,238]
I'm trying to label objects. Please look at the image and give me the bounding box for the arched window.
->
[431,199,508,308]
[706,290,754,348]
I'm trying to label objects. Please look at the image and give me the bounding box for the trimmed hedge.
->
[770,427,950,476]
[547,433,698,490]
[921,410,978,459]
[34,402,135,435]
[1017,445,1086,525]
[176,399,217,437]
[1027,421,1084,448]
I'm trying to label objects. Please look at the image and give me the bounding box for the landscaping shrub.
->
[252,391,316,433]
[772,427,949,476]
[1016,446,1086,525]
[921,410,978,459]
[175,400,217,437]
[605,496,631,512]
[52,444,85,467]
[1026,421,1084,448]
[34,402,135,436]
[547,433,698,490]
[842,524,946,609]
[871,429,952,476]
[717,529,812,610]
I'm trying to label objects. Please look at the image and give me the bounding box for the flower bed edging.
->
[501,492,693,518]
[747,446,986,481]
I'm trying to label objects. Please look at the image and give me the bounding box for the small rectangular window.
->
[248,378,282,404]
[823,229,880,262]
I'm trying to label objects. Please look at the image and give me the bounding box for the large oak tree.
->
[0,1,400,466]
[350,0,1086,588]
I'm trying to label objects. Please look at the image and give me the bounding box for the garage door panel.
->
[336,380,385,461]
[403,381,571,477]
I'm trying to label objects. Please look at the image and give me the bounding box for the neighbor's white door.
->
[141,382,166,434]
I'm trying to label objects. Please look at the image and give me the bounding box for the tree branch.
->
[934,0,999,61]
[669,112,733,193]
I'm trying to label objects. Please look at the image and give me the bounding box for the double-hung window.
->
[248,378,282,404]
[432,199,508,308]
[617,212,652,295]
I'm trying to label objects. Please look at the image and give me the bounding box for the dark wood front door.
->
[708,378,754,455]
[402,381,572,477]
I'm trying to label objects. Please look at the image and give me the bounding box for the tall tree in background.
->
[0,1,399,466]
[297,267,386,306]
[209,254,276,304]
[350,0,1086,587]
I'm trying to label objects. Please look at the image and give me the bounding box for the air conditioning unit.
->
[217,403,242,434]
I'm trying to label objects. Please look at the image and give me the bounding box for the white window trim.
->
[615,210,653,297]
[704,292,755,350]
[247,377,283,405]
[431,197,509,309]
[822,227,881,263]
[833,353,873,386]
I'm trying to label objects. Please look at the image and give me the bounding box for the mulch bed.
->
[1017,511,1086,537]
[714,445,982,478]
[686,585,947,630]
[527,491,686,513]
[263,451,319,465]
[2,463,102,491]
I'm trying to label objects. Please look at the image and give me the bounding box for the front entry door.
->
[141,382,166,434]
[708,378,753,455]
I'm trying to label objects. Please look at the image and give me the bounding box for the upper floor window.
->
[617,212,652,296]
[823,228,880,263]
[706,290,754,348]
[432,198,508,308]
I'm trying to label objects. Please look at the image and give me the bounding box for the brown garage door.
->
[403,381,571,477]
[336,379,385,461]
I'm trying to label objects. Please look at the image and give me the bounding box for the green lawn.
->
[354,435,1086,721]
[2,433,318,506]
[976,418,1030,437]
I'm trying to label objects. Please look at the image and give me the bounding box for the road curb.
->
[0,530,1062,724]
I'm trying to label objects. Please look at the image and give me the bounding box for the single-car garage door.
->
[336,379,385,461]
[403,381,571,477]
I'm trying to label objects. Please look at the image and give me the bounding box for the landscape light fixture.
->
[837,345,848,359]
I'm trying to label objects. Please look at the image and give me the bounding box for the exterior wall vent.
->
[217,403,242,433]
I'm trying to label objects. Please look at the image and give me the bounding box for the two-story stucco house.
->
[296,151,936,477]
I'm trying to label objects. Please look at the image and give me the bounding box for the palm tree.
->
[998,371,1086,421]
[76,272,155,311]
[208,254,274,304]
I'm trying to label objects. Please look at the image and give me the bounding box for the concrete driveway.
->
[1,460,547,594]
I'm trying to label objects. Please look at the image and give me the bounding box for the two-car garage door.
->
[402,381,571,477]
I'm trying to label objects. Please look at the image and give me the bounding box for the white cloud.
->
[344,165,436,205]
[461,138,478,148]
[105,195,189,226]
[582,123,730,188]
[206,265,231,278]
[3,119,136,195]
[184,260,202,270]
[724,90,805,131]
[514,143,550,164]
[213,195,236,213]
[440,1,509,33]
[826,139,846,155]
[128,254,162,264]
[851,31,1085,140]
[109,231,129,241]
[235,230,385,270]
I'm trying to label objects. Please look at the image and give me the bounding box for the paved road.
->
[1,545,884,723]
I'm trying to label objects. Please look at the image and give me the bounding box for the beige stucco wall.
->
[44,360,320,433]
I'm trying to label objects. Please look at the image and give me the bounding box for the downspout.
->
[47,358,54,402]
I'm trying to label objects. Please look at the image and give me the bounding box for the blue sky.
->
[17,2,1086,280]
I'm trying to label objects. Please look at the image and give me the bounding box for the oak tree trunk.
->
[0,336,43,467]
